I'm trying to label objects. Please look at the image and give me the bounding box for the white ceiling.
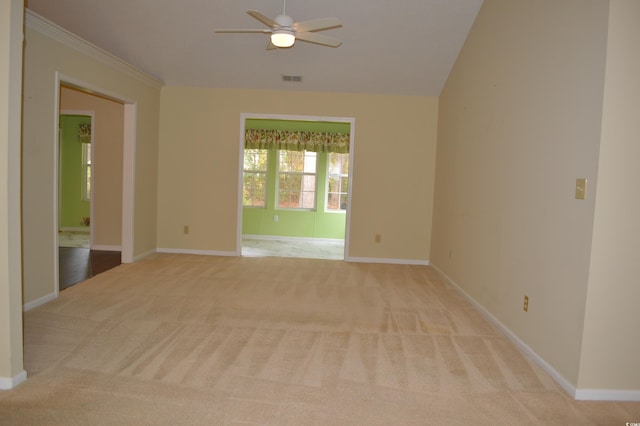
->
[26,0,483,96]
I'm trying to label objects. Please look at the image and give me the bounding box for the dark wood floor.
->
[59,247,121,290]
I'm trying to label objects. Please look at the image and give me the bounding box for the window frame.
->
[325,152,349,213]
[276,150,318,211]
[242,148,268,208]
[81,142,92,202]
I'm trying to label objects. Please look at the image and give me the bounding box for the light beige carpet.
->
[1,254,638,425]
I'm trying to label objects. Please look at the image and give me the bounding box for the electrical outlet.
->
[523,295,529,312]
[273,215,278,222]
[375,234,382,243]
[183,225,189,235]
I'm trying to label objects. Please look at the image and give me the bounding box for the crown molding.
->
[25,9,163,89]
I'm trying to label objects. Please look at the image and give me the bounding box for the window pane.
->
[82,143,91,201]
[244,149,267,171]
[279,150,297,172]
[301,176,316,208]
[328,177,339,193]
[329,153,348,174]
[85,164,91,201]
[339,194,348,210]
[326,153,349,211]
[340,176,349,192]
[243,149,267,207]
[277,150,316,209]
[327,193,340,210]
[243,172,266,206]
[303,152,317,173]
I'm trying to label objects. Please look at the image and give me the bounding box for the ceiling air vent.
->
[281,74,303,83]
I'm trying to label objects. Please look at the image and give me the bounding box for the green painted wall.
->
[59,115,90,229]
[242,119,348,239]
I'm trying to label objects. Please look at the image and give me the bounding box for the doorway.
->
[58,111,107,289]
[58,111,93,250]
[55,80,131,290]
[237,113,355,260]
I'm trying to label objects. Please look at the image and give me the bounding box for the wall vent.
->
[281,75,303,83]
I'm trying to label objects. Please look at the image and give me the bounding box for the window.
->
[243,149,268,207]
[82,143,91,201]
[326,153,349,211]
[277,150,317,209]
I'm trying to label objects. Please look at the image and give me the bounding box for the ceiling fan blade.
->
[295,32,342,48]
[216,29,271,34]
[266,40,279,50]
[247,10,280,28]
[294,18,342,33]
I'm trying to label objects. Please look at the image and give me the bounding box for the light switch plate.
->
[575,178,587,200]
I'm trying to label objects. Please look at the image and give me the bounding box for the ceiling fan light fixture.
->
[271,29,295,47]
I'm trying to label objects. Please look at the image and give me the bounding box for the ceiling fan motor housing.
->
[275,14,294,28]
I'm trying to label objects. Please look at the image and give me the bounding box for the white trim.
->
[25,10,163,89]
[59,110,95,247]
[243,234,344,244]
[133,248,157,262]
[241,113,355,124]
[87,116,95,247]
[121,104,136,263]
[91,245,122,252]
[59,227,90,232]
[347,257,430,266]
[238,113,356,261]
[0,371,27,390]
[324,152,349,214]
[344,121,355,262]
[156,248,238,257]
[59,110,95,117]
[52,82,62,301]
[574,389,640,402]
[54,73,137,303]
[57,74,136,105]
[236,117,246,257]
[430,263,579,399]
[274,150,319,211]
[23,292,57,312]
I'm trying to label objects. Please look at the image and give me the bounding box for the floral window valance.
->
[78,123,92,143]
[245,129,349,153]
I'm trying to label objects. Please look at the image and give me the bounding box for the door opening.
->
[237,113,355,260]
[53,74,136,296]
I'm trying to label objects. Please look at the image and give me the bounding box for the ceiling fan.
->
[216,0,342,49]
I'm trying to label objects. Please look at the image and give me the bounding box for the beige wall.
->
[158,87,438,262]
[431,0,609,387]
[0,0,24,385]
[22,20,161,305]
[578,0,640,391]
[60,86,124,247]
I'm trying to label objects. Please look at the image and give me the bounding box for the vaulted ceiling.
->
[26,0,483,96]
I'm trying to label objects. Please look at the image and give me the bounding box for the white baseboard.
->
[430,263,578,398]
[23,292,57,312]
[347,256,429,266]
[243,234,345,244]
[156,248,238,257]
[133,248,157,262]
[0,370,27,390]
[59,227,89,232]
[91,245,122,252]
[575,389,640,402]
[431,263,640,401]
